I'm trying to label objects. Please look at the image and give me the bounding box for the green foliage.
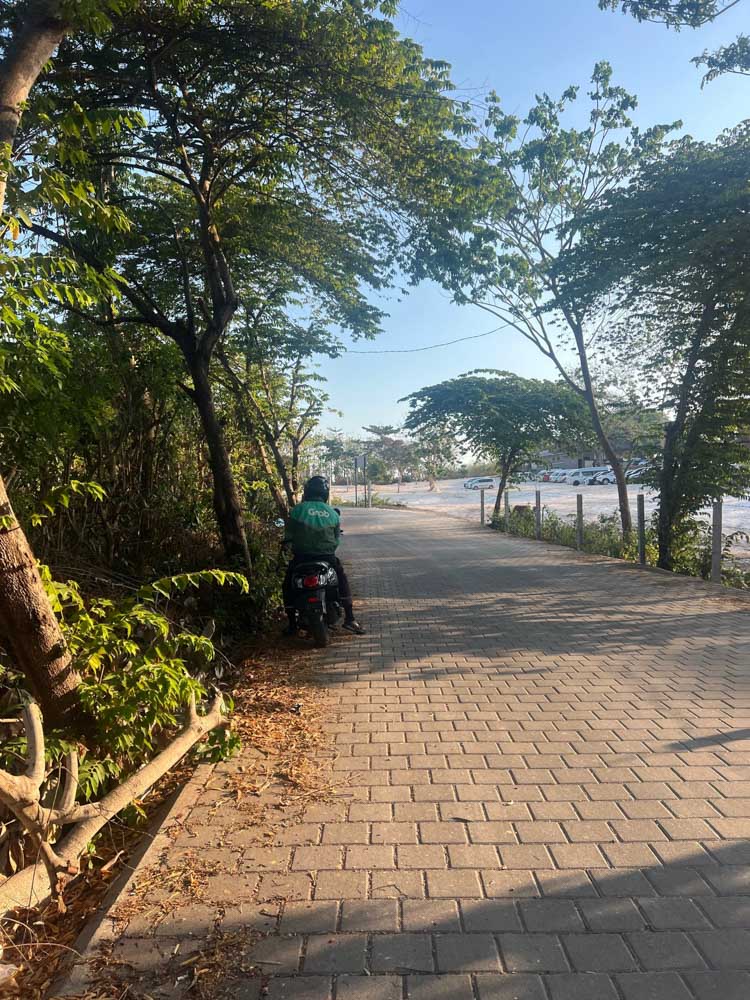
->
[17,0,483,349]
[598,1,749,84]
[493,501,750,589]
[696,33,750,81]
[138,569,248,603]
[493,504,638,559]
[2,0,486,566]
[493,505,536,538]
[361,425,418,483]
[600,399,665,465]
[0,565,243,805]
[30,481,107,527]
[562,127,750,567]
[367,492,406,508]
[219,313,336,514]
[444,61,677,533]
[597,1,740,26]
[37,567,244,765]
[402,371,591,491]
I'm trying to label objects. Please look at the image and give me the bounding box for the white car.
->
[589,469,616,485]
[564,466,609,486]
[466,477,495,491]
[548,470,568,482]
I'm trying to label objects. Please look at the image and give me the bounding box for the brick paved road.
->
[88,509,750,1000]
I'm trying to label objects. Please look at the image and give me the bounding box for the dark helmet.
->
[303,475,330,503]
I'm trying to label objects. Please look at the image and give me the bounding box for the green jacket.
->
[285,500,341,555]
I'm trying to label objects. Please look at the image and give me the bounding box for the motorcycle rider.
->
[282,475,365,636]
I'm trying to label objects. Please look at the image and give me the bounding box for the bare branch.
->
[0,692,226,915]
[22,701,45,788]
[55,750,79,820]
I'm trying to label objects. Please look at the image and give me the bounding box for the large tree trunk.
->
[0,476,81,726]
[655,299,717,570]
[492,454,516,519]
[591,404,632,537]
[0,7,80,726]
[570,324,632,536]
[189,358,252,570]
[0,1,69,214]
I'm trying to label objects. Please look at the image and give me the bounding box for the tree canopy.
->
[446,62,675,533]
[561,126,750,566]
[598,1,742,25]
[4,0,485,563]
[598,0,749,82]
[402,371,590,515]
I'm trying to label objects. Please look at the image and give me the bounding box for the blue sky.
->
[316,0,749,435]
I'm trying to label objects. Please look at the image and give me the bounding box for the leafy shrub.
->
[492,505,536,537]
[492,503,748,588]
[0,568,247,799]
[540,510,577,549]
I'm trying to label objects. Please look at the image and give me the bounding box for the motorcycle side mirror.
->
[334,507,341,515]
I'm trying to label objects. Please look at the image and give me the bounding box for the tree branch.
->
[0,694,226,915]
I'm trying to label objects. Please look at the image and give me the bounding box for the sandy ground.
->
[334,477,750,560]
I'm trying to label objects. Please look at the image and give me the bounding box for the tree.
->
[14,0,481,566]
[320,434,348,484]
[452,63,675,536]
[411,429,459,489]
[0,692,225,913]
[362,425,417,489]
[218,309,336,516]
[0,1,138,212]
[598,1,749,82]
[402,371,590,517]
[598,1,741,24]
[364,456,388,484]
[562,128,750,569]
[601,396,665,467]
[0,0,156,727]
[0,1,229,726]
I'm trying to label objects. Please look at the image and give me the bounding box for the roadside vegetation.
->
[0,0,486,974]
[496,505,750,589]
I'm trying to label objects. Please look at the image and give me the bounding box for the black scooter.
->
[289,559,343,647]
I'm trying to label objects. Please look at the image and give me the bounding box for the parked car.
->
[588,468,615,485]
[564,466,610,486]
[466,476,496,491]
[626,465,653,483]
[548,470,568,482]
[536,469,552,482]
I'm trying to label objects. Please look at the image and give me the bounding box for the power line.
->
[346,324,507,354]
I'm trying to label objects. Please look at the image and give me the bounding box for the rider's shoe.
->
[343,620,366,635]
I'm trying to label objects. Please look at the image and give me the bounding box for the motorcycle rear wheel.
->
[310,614,329,648]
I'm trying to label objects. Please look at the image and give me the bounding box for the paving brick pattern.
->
[90,510,750,1000]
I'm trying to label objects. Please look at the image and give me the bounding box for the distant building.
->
[537,449,606,470]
